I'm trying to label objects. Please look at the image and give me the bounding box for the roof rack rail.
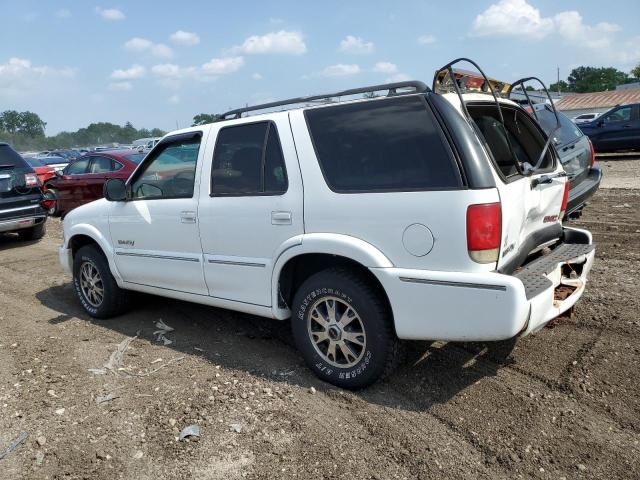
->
[220,80,429,119]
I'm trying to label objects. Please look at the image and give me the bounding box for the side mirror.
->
[597,120,604,127]
[104,178,128,201]
[54,170,63,177]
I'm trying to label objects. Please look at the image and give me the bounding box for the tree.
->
[567,66,629,93]
[549,80,569,92]
[18,111,46,137]
[0,110,22,134]
[192,113,221,126]
[632,63,640,79]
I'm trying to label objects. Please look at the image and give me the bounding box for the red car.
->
[45,150,145,217]
[24,157,57,184]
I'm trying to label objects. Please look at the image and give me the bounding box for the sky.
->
[1,0,639,135]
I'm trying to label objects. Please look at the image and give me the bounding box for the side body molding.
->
[270,233,393,319]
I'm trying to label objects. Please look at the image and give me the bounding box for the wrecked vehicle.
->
[59,58,596,389]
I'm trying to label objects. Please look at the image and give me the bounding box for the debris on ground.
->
[96,393,118,405]
[228,423,243,434]
[309,386,316,394]
[0,432,28,460]
[89,335,138,375]
[153,319,174,345]
[178,425,201,441]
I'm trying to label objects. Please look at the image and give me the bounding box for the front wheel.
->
[73,245,130,318]
[44,188,58,216]
[291,268,402,389]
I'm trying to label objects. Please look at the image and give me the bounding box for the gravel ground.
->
[0,159,638,479]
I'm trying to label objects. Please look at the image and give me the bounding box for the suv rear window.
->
[534,106,582,148]
[305,96,461,192]
[0,144,30,170]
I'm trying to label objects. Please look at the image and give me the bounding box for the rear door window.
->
[65,158,90,175]
[304,96,461,192]
[89,156,114,173]
[211,122,288,195]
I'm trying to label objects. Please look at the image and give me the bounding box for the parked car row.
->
[577,103,640,152]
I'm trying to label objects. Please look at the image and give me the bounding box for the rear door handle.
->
[180,211,197,224]
[271,211,292,225]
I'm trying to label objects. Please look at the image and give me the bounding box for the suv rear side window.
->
[0,144,29,170]
[211,122,288,195]
[304,96,461,192]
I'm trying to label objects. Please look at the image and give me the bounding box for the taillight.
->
[24,173,38,187]
[587,137,596,168]
[466,202,502,264]
[560,179,570,219]
[41,198,56,210]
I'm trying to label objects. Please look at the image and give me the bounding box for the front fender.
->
[65,223,123,283]
[270,233,393,319]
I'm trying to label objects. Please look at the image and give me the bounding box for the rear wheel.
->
[17,222,46,241]
[73,245,130,318]
[291,268,402,389]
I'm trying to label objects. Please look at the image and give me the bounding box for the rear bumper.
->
[371,227,595,341]
[0,214,46,233]
[566,165,602,217]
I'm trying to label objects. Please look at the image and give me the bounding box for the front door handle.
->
[180,211,197,224]
[271,211,292,225]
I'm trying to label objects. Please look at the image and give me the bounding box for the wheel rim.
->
[79,260,104,308]
[307,296,366,368]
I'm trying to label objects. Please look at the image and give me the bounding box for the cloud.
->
[231,30,306,55]
[553,11,620,50]
[124,37,173,58]
[469,0,632,62]
[108,81,132,91]
[95,7,125,21]
[320,64,361,77]
[470,0,553,39]
[124,37,153,51]
[373,62,397,74]
[252,73,263,80]
[170,30,200,46]
[0,57,76,97]
[339,35,374,54]
[168,94,180,104]
[55,9,71,19]
[202,56,244,75]
[386,73,411,82]
[418,34,436,45]
[150,57,245,84]
[110,64,145,79]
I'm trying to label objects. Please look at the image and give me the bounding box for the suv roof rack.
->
[220,80,429,119]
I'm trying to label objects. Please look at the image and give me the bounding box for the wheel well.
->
[278,253,392,313]
[69,234,101,258]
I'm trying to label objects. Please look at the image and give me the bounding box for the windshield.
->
[125,153,146,164]
[533,106,582,148]
[40,157,67,165]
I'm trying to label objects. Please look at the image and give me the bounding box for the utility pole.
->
[557,67,560,96]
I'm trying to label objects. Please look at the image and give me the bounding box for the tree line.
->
[0,110,165,152]
[549,64,640,94]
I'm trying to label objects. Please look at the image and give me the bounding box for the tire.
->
[291,268,402,389]
[44,188,59,216]
[17,222,46,241]
[72,244,130,318]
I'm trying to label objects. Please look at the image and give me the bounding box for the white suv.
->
[59,64,595,388]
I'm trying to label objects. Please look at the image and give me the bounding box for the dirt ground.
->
[0,157,638,480]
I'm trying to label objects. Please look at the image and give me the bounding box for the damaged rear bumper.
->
[370,226,595,341]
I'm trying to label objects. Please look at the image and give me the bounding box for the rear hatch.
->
[0,144,44,221]
[433,61,569,273]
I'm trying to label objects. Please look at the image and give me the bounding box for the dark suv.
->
[0,143,51,240]
[527,104,602,219]
[578,103,640,152]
